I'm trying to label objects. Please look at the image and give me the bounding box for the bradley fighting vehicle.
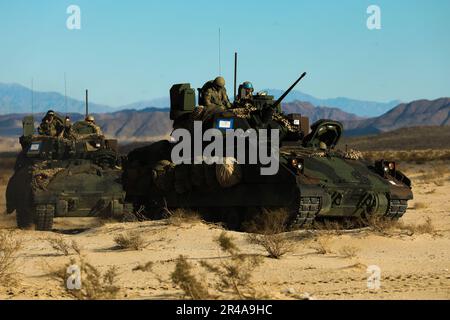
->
[123,72,413,230]
[6,94,130,231]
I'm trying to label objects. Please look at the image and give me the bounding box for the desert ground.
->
[0,155,449,300]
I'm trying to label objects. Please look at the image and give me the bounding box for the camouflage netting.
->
[32,167,65,190]
[151,158,242,194]
[31,162,106,190]
[215,157,242,188]
[343,149,364,160]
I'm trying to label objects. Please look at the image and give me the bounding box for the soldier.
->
[201,76,232,110]
[85,115,103,135]
[60,116,76,140]
[236,81,254,104]
[38,110,64,137]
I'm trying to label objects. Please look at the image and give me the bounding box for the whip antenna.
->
[218,28,221,75]
[31,78,34,115]
[64,73,68,116]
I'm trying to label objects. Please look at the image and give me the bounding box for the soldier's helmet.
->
[213,76,226,88]
[85,115,95,123]
[46,110,55,117]
[243,81,254,90]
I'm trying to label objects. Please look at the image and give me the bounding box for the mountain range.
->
[0,82,448,139]
[0,82,398,117]
[0,98,449,140]
[343,98,450,136]
[265,89,400,117]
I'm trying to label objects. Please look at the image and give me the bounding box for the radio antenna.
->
[85,89,89,119]
[64,73,68,116]
[218,28,221,75]
[31,78,34,115]
[234,52,238,101]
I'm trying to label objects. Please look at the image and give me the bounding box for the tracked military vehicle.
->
[123,73,413,229]
[6,113,129,231]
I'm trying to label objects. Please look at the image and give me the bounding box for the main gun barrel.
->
[273,72,307,108]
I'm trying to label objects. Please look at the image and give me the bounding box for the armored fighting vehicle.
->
[6,113,129,231]
[123,73,413,230]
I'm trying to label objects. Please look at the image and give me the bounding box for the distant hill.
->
[0,108,172,139]
[343,98,450,136]
[0,102,360,138]
[339,126,450,151]
[282,101,363,123]
[0,82,402,118]
[119,90,400,117]
[0,83,113,114]
[266,89,400,117]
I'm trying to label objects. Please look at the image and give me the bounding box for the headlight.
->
[388,162,396,171]
[375,160,396,177]
[291,158,304,173]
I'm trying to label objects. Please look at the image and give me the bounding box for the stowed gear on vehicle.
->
[6,112,130,231]
[122,73,413,230]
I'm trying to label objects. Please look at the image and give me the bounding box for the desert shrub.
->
[171,232,264,300]
[171,256,211,300]
[0,231,22,286]
[367,215,435,236]
[47,237,81,256]
[113,231,146,250]
[132,261,154,272]
[201,232,263,299]
[165,208,202,226]
[51,254,120,300]
[245,209,293,259]
[309,235,332,255]
[338,245,360,259]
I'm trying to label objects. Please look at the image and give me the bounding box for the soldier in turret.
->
[85,115,103,136]
[38,110,64,137]
[60,116,76,140]
[200,76,232,110]
[236,81,254,104]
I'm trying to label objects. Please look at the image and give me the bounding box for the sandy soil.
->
[0,164,449,300]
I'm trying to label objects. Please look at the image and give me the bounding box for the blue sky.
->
[0,0,449,107]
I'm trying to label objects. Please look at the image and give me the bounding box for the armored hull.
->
[123,81,413,230]
[6,117,129,231]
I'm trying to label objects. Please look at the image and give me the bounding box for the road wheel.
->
[16,205,35,229]
[35,204,55,231]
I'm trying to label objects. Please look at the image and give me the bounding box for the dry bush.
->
[132,261,154,272]
[404,217,435,235]
[365,215,400,234]
[413,202,428,210]
[309,235,332,255]
[0,231,22,286]
[338,246,360,259]
[47,237,81,256]
[201,232,263,299]
[433,180,445,187]
[171,232,264,300]
[424,189,436,195]
[165,208,201,226]
[171,255,211,300]
[367,215,435,236]
[50,254,120,300]
[245,209,294,259]
[113,231,146,250]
